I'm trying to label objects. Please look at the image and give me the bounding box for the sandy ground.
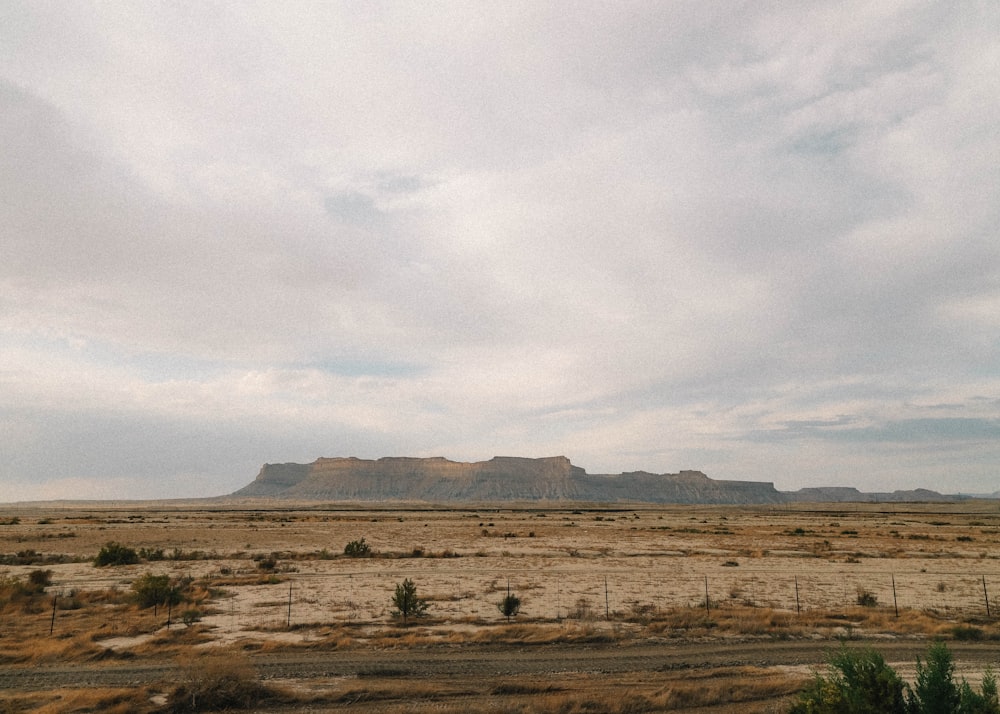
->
[1,501,998,649]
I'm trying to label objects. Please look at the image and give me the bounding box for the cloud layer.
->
[2,2,998,500]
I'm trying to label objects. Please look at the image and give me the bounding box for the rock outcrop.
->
[783,486,960,503]
[231,456,788,503]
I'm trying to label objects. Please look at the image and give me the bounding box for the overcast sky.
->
[2,2,998,502]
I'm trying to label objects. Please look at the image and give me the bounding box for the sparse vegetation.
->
[3,502,1000,713]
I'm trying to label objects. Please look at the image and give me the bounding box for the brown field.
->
[2,500,999,712]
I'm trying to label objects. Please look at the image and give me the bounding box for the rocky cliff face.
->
[230,456,788,503]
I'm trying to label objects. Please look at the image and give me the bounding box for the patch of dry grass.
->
[0,631,110,665]
[0,686,155,714]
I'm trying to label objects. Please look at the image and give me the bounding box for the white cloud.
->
[1,2,998,500]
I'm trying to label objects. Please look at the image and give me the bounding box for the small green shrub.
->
[256,556,277,571]
[498,592,522,622]
[790,647,908,713]
[131,572,181,609]
[27,569,52,592]
[791,643,1000,714]
[952,625,985,641]
[94,541,139,567]
[343,537,372,557]
[856,588,878,607]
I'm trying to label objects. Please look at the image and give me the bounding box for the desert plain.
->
[2,499,1000,712]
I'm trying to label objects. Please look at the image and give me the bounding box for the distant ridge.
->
[230,456,966,504]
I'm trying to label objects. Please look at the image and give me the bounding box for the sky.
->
[1,2,999,502]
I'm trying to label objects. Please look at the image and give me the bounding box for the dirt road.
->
[3,639,997,691]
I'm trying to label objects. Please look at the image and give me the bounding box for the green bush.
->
[131,572,181,609]
[856,588,878,607]
[94,541,139,567]
[791,647,908,713]
[497,592,522,622]
[256,556,277,571]
[27,569,52,592]
[952,625,985,641]
[958,670,999,714]
[791,643,1000,714]
[343,537,372,557]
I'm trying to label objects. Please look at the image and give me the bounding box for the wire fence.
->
[24,560,997,638]
[192,567,996,630]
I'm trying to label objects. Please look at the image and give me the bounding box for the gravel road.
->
[3,639,998,692]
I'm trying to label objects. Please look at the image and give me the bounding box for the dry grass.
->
[337,669,807,714]
[0,631,111,666]
[162,652,294,712]
[0,687,155,714]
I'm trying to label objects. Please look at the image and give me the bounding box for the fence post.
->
[49,595,57,635]
[604,576,610,620]
[984,576,991,618]
[891,574,898,618]
[794,576,800,615]
[704,576,710,617]
[287,582,293,629]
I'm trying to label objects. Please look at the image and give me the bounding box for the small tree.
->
[497,581,521,622]
[391,578,428,624]
[958,668,999,713]
[344,537,372,557]
[94,541,139,567]
[909,640,961,713]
